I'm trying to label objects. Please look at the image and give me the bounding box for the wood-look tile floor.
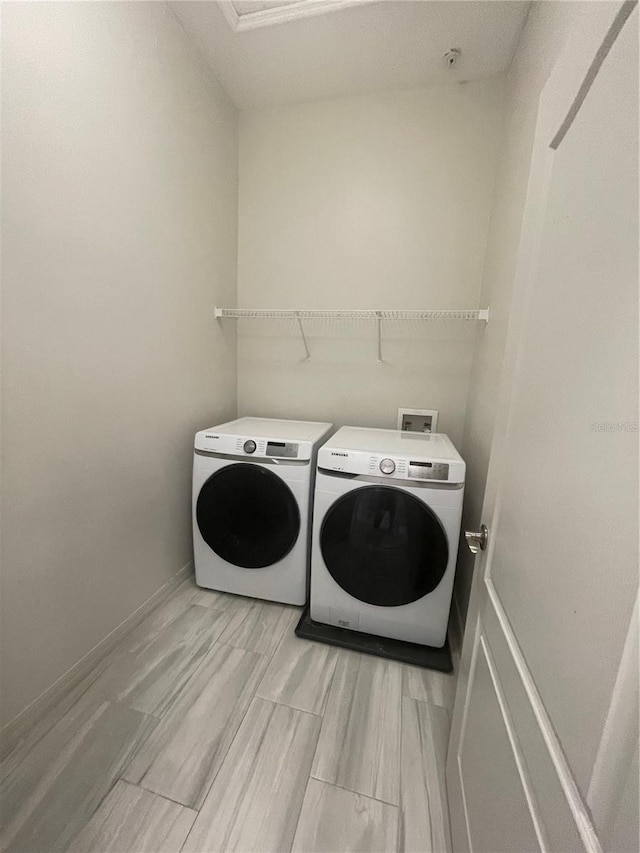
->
[0,576,456,853]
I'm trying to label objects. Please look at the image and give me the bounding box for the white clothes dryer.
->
[193,417,332,605]
[310,426,465,647]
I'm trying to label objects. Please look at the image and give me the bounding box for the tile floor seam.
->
[286,706,325,853]
[114,614,248,784]
[131,647,272,811]
[173,690,275,820]
[218,601,256,649]
[259,608,302,663]
[122,777,199,813]
[69,779,198,853]
[415,696,451,853]
[317,643,340,716]
[178,698,287,852]
[308,773,400,809]
[276,704,324,853]
[120,609,291,814]
[218,603,297,658]
[121,607,232,717]
[265,696,325,717]
[262,607,297,660]
[129,599,208,656]
[399,697,428,853]
[63,774,122,851]
[372,666,402,804]
[288,772,315,853]
[328,655,361,782]
[293,777,401,853]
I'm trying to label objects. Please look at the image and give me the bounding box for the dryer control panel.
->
[266,441,298,458]
[195,429,308,460]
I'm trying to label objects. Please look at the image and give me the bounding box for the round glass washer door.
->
[196,463,300,569]
[320,485,449,606]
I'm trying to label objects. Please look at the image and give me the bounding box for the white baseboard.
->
[0,561,193,762]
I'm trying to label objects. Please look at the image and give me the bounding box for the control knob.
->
[243,440,257,454]
[379,458,396,475]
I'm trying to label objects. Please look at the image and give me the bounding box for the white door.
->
[447,3,639,852]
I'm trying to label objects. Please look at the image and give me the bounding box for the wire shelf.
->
[214,306,489,363]
[215,308,489,321]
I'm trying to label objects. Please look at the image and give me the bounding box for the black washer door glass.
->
[320,486,448,606]
[197,464,300,569]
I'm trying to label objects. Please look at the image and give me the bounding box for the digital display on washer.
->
[266,441,299,458]
[408,461,449,480]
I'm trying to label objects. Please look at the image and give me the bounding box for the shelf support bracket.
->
[296,312,311,362]
[376,312,383,364]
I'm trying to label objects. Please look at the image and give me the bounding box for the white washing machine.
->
[310,426,465,647]
[193,417,332,605]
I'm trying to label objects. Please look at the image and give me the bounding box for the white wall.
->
[455,1,591,626]
[0,1,237,727]
[236,81,504,444]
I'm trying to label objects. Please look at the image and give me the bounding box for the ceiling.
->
[170,0,530,109]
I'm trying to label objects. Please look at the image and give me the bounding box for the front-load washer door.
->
[320,485,448,606]
[196,463,300,569]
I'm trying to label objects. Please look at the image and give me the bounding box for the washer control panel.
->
[320,450,460,483]
[370,457,450,481]
[408,461,450,480]
[368,456,408,478]
[369,455,449,480]
[316,428,465,485]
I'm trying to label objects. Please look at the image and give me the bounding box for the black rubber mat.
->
[295,607,453,673]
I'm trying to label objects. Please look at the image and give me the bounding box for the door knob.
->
[465,524,488,554]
